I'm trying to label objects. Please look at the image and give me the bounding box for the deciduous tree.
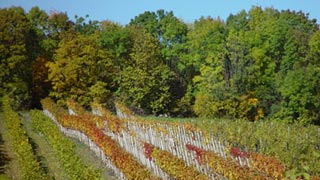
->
[48,32,116,107]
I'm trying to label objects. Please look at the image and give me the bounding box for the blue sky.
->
[0,0,319,25]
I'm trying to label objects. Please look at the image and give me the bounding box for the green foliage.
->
[74,15,100,35]
[192,7,319,123]
[119,27,174,114]
[0,7,32,109]
[130,10,189,115]
[2,96,49,179]
[99,21,132,62]
[277,66,320,124]
[309,31,320,56]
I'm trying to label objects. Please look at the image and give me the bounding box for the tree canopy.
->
[0,6,319,124]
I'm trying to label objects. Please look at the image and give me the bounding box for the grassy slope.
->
[71,139,117,180]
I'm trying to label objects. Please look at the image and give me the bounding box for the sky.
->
[0,0,319,25]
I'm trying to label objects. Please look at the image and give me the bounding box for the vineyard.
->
[43,98,320,179]
[0,96,319,179]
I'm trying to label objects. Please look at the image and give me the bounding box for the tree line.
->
[0,6,319,124]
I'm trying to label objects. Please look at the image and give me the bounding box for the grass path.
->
[71,139,117,180]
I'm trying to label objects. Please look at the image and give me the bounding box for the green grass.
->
[140,115,198,123]
[71,139,117,180]
[0,174,11,180]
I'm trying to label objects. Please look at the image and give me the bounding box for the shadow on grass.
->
[28,134,50,175]
[0,133,11,174]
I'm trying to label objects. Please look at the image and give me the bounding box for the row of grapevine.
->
[114,102,318,179]
[145,142,208,180]
[67,99,87,115]
[43,109,126,179]
[92,103,167,179]
[41,98,158,180]
[43,98,320,179]
[87,102,203,179]
[93,102,250,179]
[132,121,283,179]
[92,103,208,179]
[2,96,48,180]
[96,102,272,179]
[30,110,101,179]
[195,119,320,177]
[111,103,276,179]
[119,120,225,178]
[132,120,285,179]
[105,128,171,179]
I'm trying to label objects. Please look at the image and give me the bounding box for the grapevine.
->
[2,96,49,180]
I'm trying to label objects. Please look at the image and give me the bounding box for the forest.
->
[0,6,320,125]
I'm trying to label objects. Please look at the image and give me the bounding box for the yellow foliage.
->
[239,92,264,121]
